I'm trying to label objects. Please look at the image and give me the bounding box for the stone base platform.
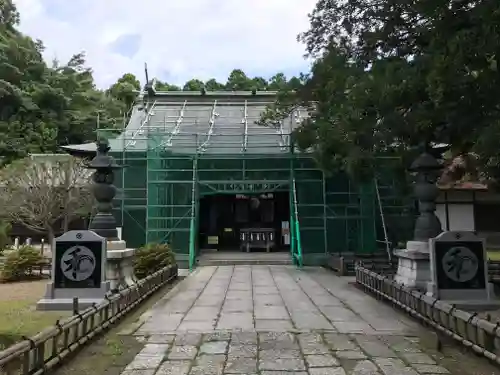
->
[36,297,106,311]
[36,280,111,311]
[107,240,136,291]
[394,241,430,289]
[442,300,500,312]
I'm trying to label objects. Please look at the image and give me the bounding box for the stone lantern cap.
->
[409,152,442,173]
[87,139,121,170]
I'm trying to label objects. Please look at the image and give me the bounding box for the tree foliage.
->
[133,242,176,280]
[0,220,11,252]
[0,245,44,282]
[107,73,141,112]
[154,69,303,93]
[0,0,303,168]
[262,0,500,182]
[0,0,311,240]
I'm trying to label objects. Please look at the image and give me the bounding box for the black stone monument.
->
[431,231,488,298]
[36,230,110,311]
[54,232,104,289]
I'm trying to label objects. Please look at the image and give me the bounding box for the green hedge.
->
[1,245,44,282]
[0,221,11,254]
[133,243,176,280]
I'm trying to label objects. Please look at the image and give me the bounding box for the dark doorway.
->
[198,191,290,251]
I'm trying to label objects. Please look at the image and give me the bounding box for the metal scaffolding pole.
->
[188,156,198,271]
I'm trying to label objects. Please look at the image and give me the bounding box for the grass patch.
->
[0,280,69,349]
[488,250,500,261]
[0,300,68,340]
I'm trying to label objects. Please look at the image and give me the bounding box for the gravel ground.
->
[52,279,181,375]
[0,279,49,301]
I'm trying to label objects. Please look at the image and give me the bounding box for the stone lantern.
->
[87,138,136,291]
[409,152,443,241]
[393,151,443,289]
[87,138,121,240]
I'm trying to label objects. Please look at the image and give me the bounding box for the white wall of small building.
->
[436,190,500,247]
[435,202,475,231]
[436,190,476,231]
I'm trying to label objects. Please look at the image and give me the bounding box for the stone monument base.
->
[394,241,430,289]
[36,297,108,311]
[106,240,137,291]
[432,299,500,312]
[427,279,500,311]
[36,280,111,311]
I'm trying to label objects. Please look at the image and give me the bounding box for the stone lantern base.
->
[106,240,137,291]
[393,241,431,290]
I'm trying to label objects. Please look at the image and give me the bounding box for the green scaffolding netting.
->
[100,94,416,266]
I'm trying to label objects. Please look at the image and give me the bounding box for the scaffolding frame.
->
[96,93,415,268]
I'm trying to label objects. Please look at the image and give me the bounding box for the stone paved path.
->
[121,266,469,375]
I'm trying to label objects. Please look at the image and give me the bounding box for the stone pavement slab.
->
[121,265,481,374]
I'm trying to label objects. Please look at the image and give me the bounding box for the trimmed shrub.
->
[0,245,44,282]
[0,221,11,254]
[133,242,176,280]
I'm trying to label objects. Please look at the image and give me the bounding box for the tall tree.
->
[107,73,141,110]
[183,79,204,91]
[0,155,93,242]
[268,73,288,90]
[0,9,127,165]
[262,0,500,181]
[226,69,253,90]
[155,80,181,91]
[0,25,58,163]
[251,77,268,90]
[0,0,20,29]
[205,78,225,91]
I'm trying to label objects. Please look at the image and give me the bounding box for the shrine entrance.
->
[198,181,291,252]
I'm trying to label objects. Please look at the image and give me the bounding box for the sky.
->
[14,0,317,89]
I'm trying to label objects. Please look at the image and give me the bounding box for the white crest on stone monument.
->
[441,245,478,283]
[60,245,96,281]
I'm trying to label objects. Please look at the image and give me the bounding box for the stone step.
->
[196,258,294,266]
[196,251,293,266]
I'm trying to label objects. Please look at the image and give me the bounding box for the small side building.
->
[436,182,500,250]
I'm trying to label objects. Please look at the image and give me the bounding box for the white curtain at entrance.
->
[282,221,290,245]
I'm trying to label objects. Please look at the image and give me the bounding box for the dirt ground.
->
[52,280,180,375]
[0,279,69,348]
[0,279,47,301]
[0,274,180,375]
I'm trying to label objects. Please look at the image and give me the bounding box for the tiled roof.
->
[64,91,306,155]
[437,181,488,190]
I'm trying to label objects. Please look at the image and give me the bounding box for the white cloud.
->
[13,0,316,89]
